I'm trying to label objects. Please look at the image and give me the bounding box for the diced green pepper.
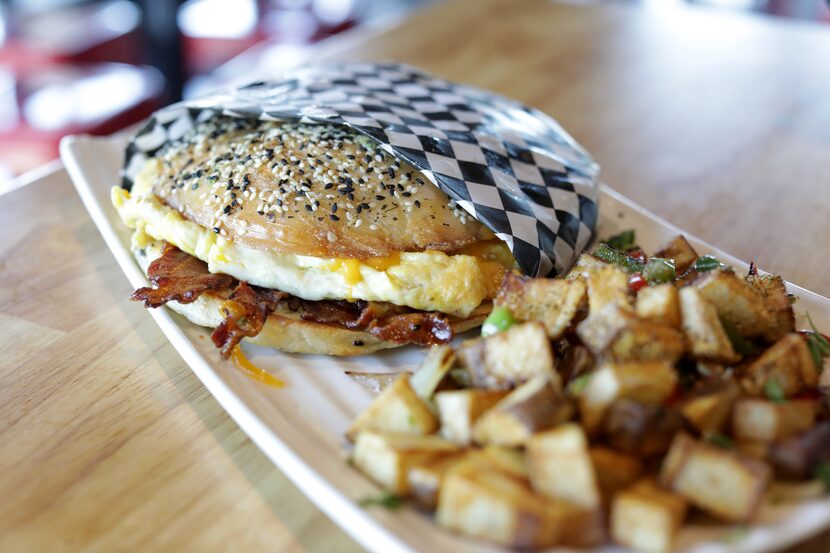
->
[815,462,830,491]
[606,229,636,251]
[805,314,830,371]
[764,378,787,403]
[643,257,676,284]
[693,255,725,272]
[593,243,645,273]
[481,306,516,336]
[720,318,759,356]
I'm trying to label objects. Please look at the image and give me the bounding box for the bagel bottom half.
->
[134,240,490,356]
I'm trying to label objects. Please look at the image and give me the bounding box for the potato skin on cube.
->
[435,389,509,445]
[406,452,465,508]
[602,400,682,457]
[473,376,572,447]
[693,269,772,338]
[679,379,739,435]
[611,479,688,553]
[741,333,818,397]
[346,374,438,441]
[590,447,643,503]
[731,399,816,443]
[654,235,698,274]
[495,272,587,339]
[457,322,558,390]
[678,287,739,364]
[659,433,771,523]
[351,431,459,494]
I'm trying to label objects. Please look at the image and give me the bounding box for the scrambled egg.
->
[112,180,513,317]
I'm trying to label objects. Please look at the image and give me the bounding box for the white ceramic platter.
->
[61,133,830,553]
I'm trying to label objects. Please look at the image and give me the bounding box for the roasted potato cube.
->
[694,269,772,337]
[527,423,601,508]
[741,333,818,397]
[611,479,688,553]
[679,379,739,434]
[580,361,678,432]
[409,344,455,400]
[732,399,816,443]
[659,433,771,522]
[679,287,739,363]
[553,501,606,548]
[406,452,465,508]
[655,235,698,274]
[636,283,681,328]
[495,272,587,339]
[587,265,632,313]
[457,322,558,390]
[347,374,438,441]
[467,445,529,480]
[566,252,608,281]
[745,274,795,342]
[602,400,684,457]
[473,376,572,447]
[577,303,685,364]
[590,447,643,503]
[436,461,560,549]
[351,432,458,494]
[435,389,509,445]
[736,440,770,461]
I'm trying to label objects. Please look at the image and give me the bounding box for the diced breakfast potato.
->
[346,374,438,441]
[436,459,560,549]
[473,376,572,447]
[456,322,558,390]
[409,345,455,400]
[466,445,529,480]
[586,265,632,313]
[527,424,601,509]
[577,303,685,364]
[679,287,739,363]
[579,361,678,433]
[602,400,683,457]
[693,269,772,337]
[407,452,465,508]
[566,252,608,281]
[495,272,587,339]
[769,422,830,480]
[679,379,739,435]
[351,432,459,494]
[659,433,770,522]
[654,235,698,274]
[731,399,816,443]
[590,447,643,503]
[611,479,688,553]
[741,333,818,397]
[745,274,795,342]
[636,284,681,328]
[436,389,509,445]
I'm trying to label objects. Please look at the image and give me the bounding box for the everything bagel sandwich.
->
[112,117,516,356]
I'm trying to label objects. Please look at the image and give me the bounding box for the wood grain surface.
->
[2,0,830,551]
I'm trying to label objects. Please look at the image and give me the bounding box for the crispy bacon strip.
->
[366,312,452,346]
[211,283,287,357]
[131,246,235,308]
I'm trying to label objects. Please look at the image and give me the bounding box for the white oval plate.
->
[61,133,830,553]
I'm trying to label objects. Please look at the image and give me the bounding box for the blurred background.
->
[0,0,827,189]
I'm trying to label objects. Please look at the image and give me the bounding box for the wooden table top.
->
[3,0,830,551]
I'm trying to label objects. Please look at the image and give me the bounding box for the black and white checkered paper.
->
[122,62,599,277]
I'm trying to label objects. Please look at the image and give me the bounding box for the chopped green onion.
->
[722,525,748,544]
[720,318,758,356]
[593,243,645,273]
[606,229,636,251]
[481,306,516,337]
[764,378,787,403]
[359,491,405,510]
[706,433,734,449]
[815,462,830,491]
[693,255,725,272]
[568,373,592,395]
[805,314,830,371]
[643,257,676,284]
